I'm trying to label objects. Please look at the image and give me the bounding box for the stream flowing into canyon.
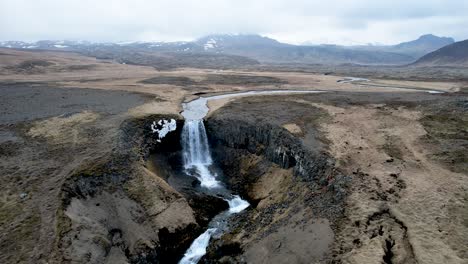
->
[177,90,323,263]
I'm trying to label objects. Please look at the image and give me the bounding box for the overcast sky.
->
[1,0,467,45]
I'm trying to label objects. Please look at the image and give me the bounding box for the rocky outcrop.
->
[203,115,349,262]
[55,114,228,264]
[120,114,185,160]
[205,117,348,204]
[206,118,335,182]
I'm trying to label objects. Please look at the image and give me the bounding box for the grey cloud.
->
[0,0,467,44]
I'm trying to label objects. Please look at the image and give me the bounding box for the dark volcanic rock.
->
[205,118,333,184]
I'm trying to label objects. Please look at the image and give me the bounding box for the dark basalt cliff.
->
[206,118,334,183]
[206,116,348,215]
[203,112,349,262]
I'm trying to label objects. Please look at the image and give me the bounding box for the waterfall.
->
[181,120,220,188]
[179,93,321,263]
[178,195,249,264]
[179,228,217,264]
[226,195,250,213]
[179,118,250,264]
[176,91,325,263]
[182,120,213,167]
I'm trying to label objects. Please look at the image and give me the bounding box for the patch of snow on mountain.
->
[54,44,68,48]
[204,38,217,50]
[117,41,137,46]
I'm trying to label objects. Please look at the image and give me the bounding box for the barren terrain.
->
[0,48,466,263]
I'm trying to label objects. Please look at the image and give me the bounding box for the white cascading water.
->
[226,195,250,213]
[179,118,247,264]
[179,228,217,264]
[179,96,253,263]
[181,120,220,188]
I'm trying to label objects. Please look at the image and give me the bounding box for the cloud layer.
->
[1,0,467,44]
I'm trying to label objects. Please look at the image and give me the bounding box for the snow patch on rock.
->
[151,119,177,142]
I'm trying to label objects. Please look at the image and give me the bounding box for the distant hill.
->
[351,34,454,59]
[0,40,260,70]
[412,39,468,67]
[0,34,457,66]
[166,34,454,64]
[391,34,454,57]
[194,34,414,65]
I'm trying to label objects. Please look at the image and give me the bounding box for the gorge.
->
[172,90,336,263]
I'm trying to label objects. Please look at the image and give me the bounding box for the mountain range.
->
[0,34,459,66]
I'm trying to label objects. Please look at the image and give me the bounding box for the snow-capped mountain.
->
[0,34,456,65]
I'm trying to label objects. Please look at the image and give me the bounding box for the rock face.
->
[206,119,333,183]
[203,104,349,263]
